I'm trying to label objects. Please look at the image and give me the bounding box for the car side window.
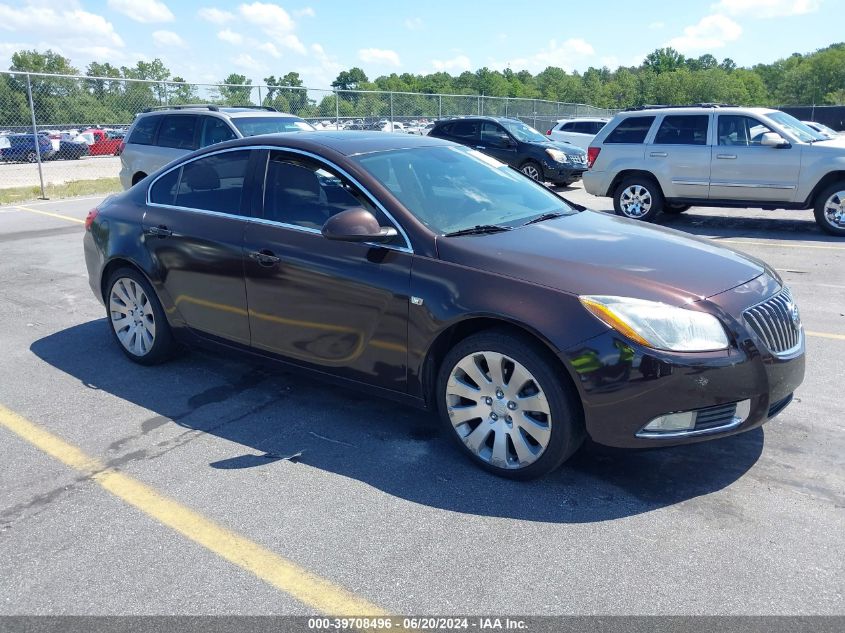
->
[157,115,198,150]
[718,115,774,146]
[449,120,481,140]
[166,150,251,214]
[263,152,405,247]
[149,168,180,205]
[591,122,607,134]
[560,122,575,131]
[604,116,656,144]
[654,115,709,145]
[199,116,237,148]
[480,122,507,144]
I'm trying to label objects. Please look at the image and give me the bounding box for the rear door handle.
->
[716,154,737,159]
[249,249,280,266]
[144,225,172,238]
[649,152,668,158]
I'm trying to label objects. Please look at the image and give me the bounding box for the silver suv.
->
[119,105,314,189]
[583,105,845,235]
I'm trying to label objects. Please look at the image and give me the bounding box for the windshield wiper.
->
[523,211,567,226]
[442,224,512,237]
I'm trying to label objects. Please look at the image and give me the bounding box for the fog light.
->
[641,411,696,433]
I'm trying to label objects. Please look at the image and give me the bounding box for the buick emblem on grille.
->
[788,302,801,329]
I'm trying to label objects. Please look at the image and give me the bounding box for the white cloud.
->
[294,7,315,17]
[0,5,125,49]
[152,30,186,48]
[497,38,595,73]
[217,29,243,45]
[667,14,742,53]
[233,53,264,72]
[358,48,401,67]
[107,0,173,23]
[198,7,234,23]
[712,0,820,17]
[239,2,306,54]
[404,16,423,30]
[257,42,281,58]
[431,55,472,73]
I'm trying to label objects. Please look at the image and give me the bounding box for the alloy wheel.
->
[521,164,541,181]
[823,190,845,229]
[619,184,653,218]
[445,351,552,469]
[109,277,156,356]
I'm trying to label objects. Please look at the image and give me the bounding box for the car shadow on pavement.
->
[32,320,765,524]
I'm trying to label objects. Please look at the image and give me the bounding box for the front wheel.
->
[520,160,543,182]
[437,330,584,480]
[814,182,845,236]
[613,177,663,221]
[106,268,175,365]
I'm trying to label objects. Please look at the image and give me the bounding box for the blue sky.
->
[0,0,841,88]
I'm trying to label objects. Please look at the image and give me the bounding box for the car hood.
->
[542,139,586,155]
[436,210,767,305]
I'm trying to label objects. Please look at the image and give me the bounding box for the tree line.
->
[1,43,843,128]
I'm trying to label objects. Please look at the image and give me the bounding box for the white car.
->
[547,118,609,150]
[802,120,840,139]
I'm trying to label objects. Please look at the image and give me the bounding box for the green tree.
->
[217,73,253,105]
[643,48,686,74]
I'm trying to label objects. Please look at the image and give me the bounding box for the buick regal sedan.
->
[83,132,805,479]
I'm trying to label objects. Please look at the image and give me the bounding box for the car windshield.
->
[765,111,826,143]
[500,120,548,143]
[353,145,575,234]
[231,117,316,136]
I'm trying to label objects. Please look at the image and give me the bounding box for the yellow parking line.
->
[715,238,845,251]
[0,403,386,617]
[806,330,845,341]
[11,204,85,225]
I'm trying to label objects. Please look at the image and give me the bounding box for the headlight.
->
[545,148,570,163]
[579,295,730,352]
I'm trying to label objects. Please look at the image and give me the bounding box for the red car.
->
[80,129,124,156]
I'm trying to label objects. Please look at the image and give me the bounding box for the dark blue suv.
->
[429,116,587,186]
[0,133,56,162]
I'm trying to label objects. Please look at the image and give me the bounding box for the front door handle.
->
[716,154,737,159]
[649,151,668,158]
[475,145,486,150]
[249,249,280,266]
[145,225,172,238]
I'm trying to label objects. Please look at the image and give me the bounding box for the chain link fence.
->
[0,70,616,198]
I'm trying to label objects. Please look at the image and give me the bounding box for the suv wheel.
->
[26,151,37,163]
[814,182,845,236]
[520,160,542,182]
[436,330,584,480]
[613,176,663,221]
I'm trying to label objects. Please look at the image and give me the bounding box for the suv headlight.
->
[580,295,730,352]
[545,148,570,163]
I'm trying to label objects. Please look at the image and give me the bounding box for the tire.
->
[436,329,584,480]
[555,180,575,188]
[813,181,845,236]
[520,160,543,182]
[105,267,175,365]
[613,176,664,221]
[664,203,691,214]
[26,151,37,163]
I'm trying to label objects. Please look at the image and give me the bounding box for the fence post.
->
[25,73,47,200]
[478,95,481,115]
[390,91,394,129]
[438,95,442,118]
[335,90,340,127]
[505,97,508,117]
[533,99,537,130]
[257,85,262,106]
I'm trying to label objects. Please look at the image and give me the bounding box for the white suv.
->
[547,118,609,150]
[119,105,314,189]
[583,105,845,235]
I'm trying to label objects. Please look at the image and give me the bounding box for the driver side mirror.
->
[760,132,790,148]
[321,207,398,243]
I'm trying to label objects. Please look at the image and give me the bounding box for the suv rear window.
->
[654,115,709,145]
[157,115,198,150]
[604,116,655,144]
[128,116,159,145]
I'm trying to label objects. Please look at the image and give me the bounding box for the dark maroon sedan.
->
[83,132,805,479]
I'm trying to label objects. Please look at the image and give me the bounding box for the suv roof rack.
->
[142,104,278,113]
[624,103,737,111]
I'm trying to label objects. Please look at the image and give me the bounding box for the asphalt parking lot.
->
[0,186,843,617]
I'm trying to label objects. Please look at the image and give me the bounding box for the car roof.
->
[207,130,453,156]
[556,117,609,123]
[139,108,300,119]
[618,106,779,117]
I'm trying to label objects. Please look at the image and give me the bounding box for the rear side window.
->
[448,120,481,140]
[605,116,655,144]
[173,150,251,214]
[654,115,709,145]
[128,116,159,145]
[560,122,574,131]
[149,168,179,205]
[157,115,198,150]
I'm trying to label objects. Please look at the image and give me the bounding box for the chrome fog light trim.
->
[636,399,752,439]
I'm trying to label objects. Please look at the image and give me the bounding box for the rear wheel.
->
[106,268,175,365]
[520,160,543,182]
[613,176,663,221]
[26,151,37,163]
[664,203,691,214]
[437,330,584,480]
[814,182,845,236]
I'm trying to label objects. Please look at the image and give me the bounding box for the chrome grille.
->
[743,287,801,355]
[694,403,738,431]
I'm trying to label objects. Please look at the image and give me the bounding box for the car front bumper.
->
[561,276,805,448]
[542,160,586,184]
